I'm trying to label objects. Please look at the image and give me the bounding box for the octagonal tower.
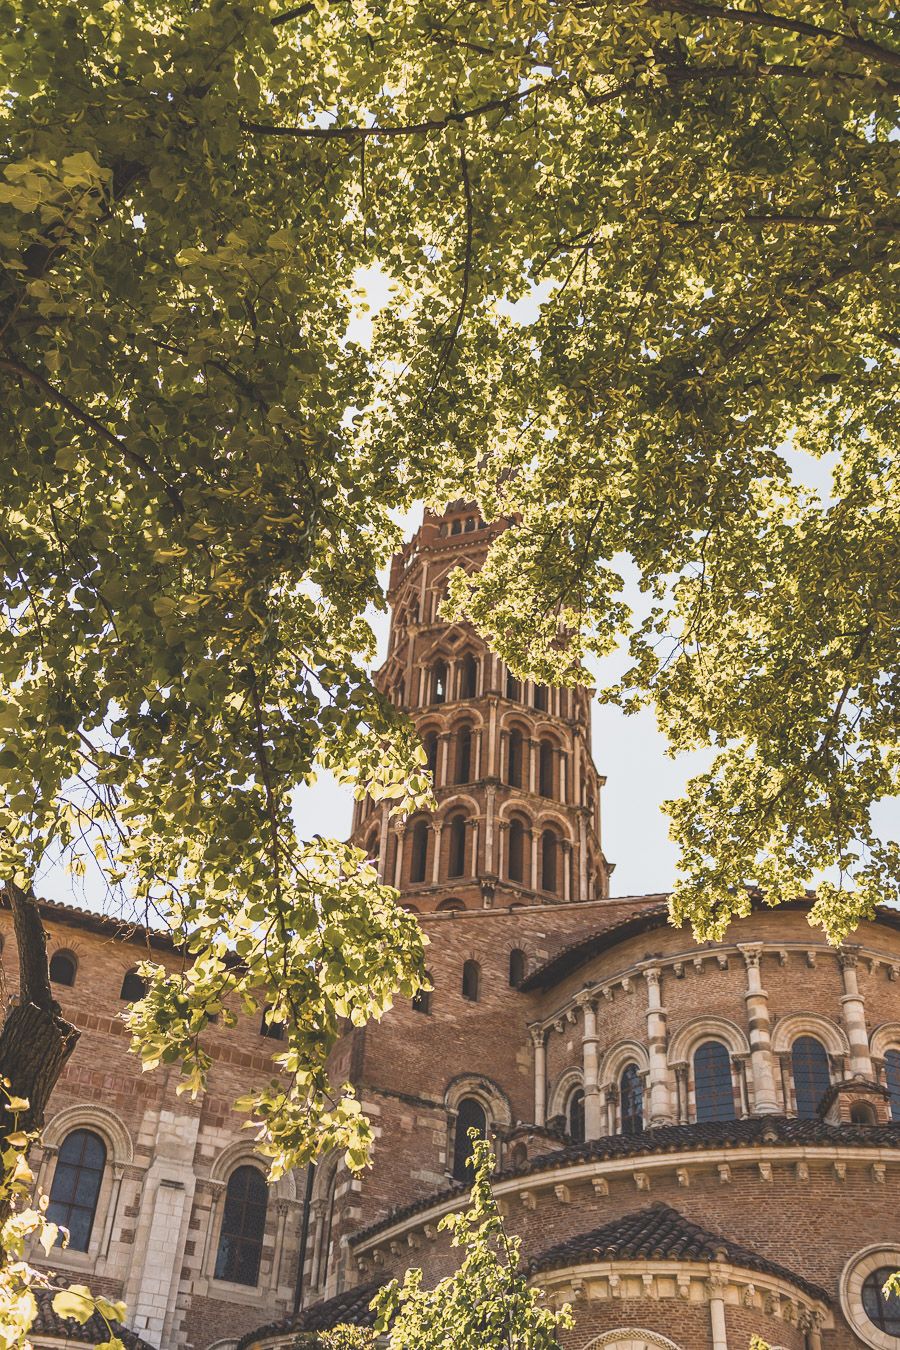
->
[351,502,613,911]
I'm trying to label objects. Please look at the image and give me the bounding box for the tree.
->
[373,1137,572,1349]
[0,0,436,1202]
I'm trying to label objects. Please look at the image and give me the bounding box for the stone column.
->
[579,998,603,1140]
[528,738,537,793]
[643,967,674,1126]
[485,786,496,874]
[489,702,498,775]
[474,727,483,780]
[531,1028,547,1126]
[531,830,539,891]
[431,822,443,885]
[439,732,450,786]
[707,1275,729,1350]
[839,948,874,1078]
[578,813,588,898]
[738,943,779,1113]
[377,804,390,882]
[673,1062,690,1124]
[498,728,508,782]
[392,823,406,888]
[604,1085,618,1135]
[562,840,572,902]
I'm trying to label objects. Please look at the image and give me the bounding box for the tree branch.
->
[240,81,555,140]
[0,356,184,514]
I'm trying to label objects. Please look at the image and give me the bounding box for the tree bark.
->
[0,879,79,1223]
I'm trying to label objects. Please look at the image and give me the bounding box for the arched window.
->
[455,727,472,783]
[436,898,465,912]
[507,818,525,882]
[508,948,526,986]
[538,742,554,797]
[506,671,520,701]
[506,729,523,787]
[693,1041,735,1121]
[532,684,547,711]
[567,1088,585,1143]
[451,518,462,535]
[396,679,405,707]
[314,1167,338,1290]
[424,730,439,777]
[260,1005,284,1039]
[214,1165,268,1286]
[364,829,379,863]
[791,1035,831,1118]
[461,654,478,699]
[462,960,480,1002]
[47,1129,106,1252]
[432,660,448,704]
[621,1063,644,1135]
[464,516,476,533]
[540,829,558,893]
[49,951,77,987]
[886,1048,900,1121]
[452,1097,487,1182]
[448,813,467,877]
[862,1267,900,1335]
[119,969,146,1001]
[410,818,429,883]
[412,975,432,1015]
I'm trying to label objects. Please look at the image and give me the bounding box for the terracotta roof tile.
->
[526,1201,830,1303]
[32,1289,155,1350]
[236,1280,385,1348]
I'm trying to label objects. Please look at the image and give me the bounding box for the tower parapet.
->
[352,503,612,911]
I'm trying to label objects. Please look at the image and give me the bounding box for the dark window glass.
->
[214,1166,268,1286]
[568,1089,585,1143]
[506,730,523,787]
[396,679,405,707]
[365,831,379,863]
[410,819,429,883]
[433,661,448,704]
[886,1049,900,1121]
[424,731,439,777]
[260,1006,284,1039]
[452,1098,487,1182]
[49,951,76,987]
[462,960,480,1002]
[455,728,472,783]
[508,948,526,986]
[464,517,476,532]
[451,518,462,534]
[461,654,478,698]
[539,742,554,797]
[791,1036,831,1118]
[119,969,146,1001]
[506,672,520,701]
[621,1063,644,1135]
[533,684,547,711]
[862,1268,900,1335]
[693,1041,735,1121]
[541,830,558,893]
[412,976,432,1015]
[508,819,524,882]
[47,1130,106,1252]
[448,814,467,877]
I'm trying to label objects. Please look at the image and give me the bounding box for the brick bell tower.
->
[351,502,613,911]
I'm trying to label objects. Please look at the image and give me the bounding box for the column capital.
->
[642,965,661,988]
[529,1025,547,1049]
[737,942,764,969]
[838,945,860,970]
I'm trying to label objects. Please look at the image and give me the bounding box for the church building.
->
[10,506,900,1350]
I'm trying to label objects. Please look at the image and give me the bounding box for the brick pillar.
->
[839,947,874,1078]
[738,943,779,1113]
[643,966,674,1126]
[531,1028,547,1126]
[579,998,603,1140]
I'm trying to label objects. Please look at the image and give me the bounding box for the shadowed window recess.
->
[452,1098,487,1182]
[791,1036,831,1118]
[214,1165,268,1286]
[621,1062,644,1135]
[119,968,146,1001]
[693,1041,735,1122]
[47,1129,106,1252]
[49,950,77,987]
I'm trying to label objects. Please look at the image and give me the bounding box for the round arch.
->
[438,792,480,818]
[869,1022,900,1059]
[209,1140,297,1200]
[533,808,575,842]
[770,1012,849,1057]
[43,1104,133,1165]
[444,1074,512,1127]
[548,1067,585,1118]
[600,1038,650,1086]
[667,1016,750,1066]
[449,707,485,732]
[581,1331,685,1349]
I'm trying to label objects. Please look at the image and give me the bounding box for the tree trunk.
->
[0,879,79,1225]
